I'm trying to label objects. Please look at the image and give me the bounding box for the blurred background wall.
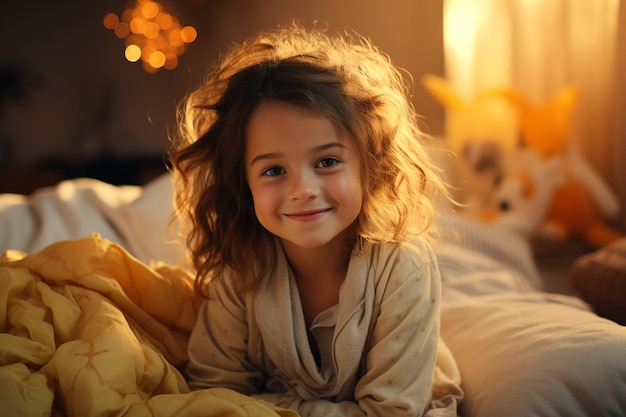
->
[0,0,445,191]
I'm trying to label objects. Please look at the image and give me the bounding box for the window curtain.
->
[443,0,625,229]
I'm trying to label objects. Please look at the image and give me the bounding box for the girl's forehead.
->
[247,102,345,141]
[244,102,362,165]
[248,100,358,140]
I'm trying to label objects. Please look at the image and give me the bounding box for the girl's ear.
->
[421,74,465,111]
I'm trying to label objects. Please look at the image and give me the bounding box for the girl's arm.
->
[187,279,263,394]
[355,256,443,415]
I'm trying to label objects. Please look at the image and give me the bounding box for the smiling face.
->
[245,101,363,251]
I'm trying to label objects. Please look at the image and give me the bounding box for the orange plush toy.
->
[545,173,624,248]
[499,87,578,158]
[422,73,624,248]
[499,87,624,248]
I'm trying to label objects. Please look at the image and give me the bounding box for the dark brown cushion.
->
[569,238,626,325]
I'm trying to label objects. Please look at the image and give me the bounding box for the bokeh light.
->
[103,0,197,73]
[125,44,142,62]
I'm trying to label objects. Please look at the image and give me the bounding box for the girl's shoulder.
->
[204,269,251,306]
[360,240,441,326]
[364,239,437,271]
[353,239,440,298]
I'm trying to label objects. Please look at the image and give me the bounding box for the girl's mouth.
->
[285,208,331,221]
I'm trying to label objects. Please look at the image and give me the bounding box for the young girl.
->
[170,23,463,416]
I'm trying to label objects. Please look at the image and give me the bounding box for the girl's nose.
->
[288,171,320,201]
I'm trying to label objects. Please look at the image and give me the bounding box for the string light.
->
[103,0,197,73]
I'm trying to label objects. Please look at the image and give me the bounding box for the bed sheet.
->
[432,213,626,416]
[441,292,626,417]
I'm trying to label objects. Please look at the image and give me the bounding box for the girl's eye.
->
[316,157,340,169]
[262,166,285,177]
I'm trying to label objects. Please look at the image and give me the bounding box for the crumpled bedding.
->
[3,174,626,417]
[0,234,297,417]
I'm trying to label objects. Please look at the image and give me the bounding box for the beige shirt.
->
[187,240,462,416]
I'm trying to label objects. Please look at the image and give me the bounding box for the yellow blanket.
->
[0,234,297,417]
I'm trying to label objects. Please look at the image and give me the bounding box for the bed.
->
[1,173,625,417]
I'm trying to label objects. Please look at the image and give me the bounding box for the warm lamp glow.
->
[443,0,480,99]
[104,0,197,73]
[444,1,479,45]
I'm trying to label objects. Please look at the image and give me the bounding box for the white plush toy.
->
[479,150,563,237]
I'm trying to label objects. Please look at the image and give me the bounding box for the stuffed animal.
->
[423,73,624,248]
[498,87,578,158]
[498,86,624,248]
[421,74,519,208]
[542,167,624,247]
[499,87,620,220]
[485,151,624,248]
[480,150,562,237]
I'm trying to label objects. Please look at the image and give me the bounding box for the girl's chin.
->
[280,237,331,250]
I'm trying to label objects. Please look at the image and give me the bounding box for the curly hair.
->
[169,22,448,296]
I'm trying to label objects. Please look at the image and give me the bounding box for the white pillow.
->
[114,173,184,265]
[0,174,183,265]
[0,178,141,255]
[441,293,626,417]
